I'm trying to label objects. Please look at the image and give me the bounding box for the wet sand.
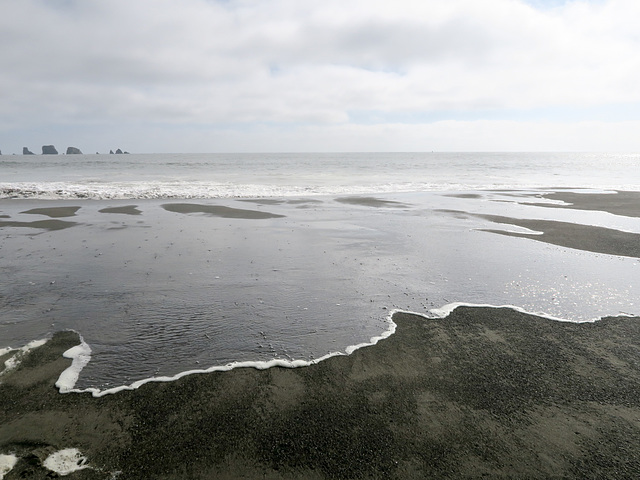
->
[527,191,640,218]
[20,207,82,218]
[479,215,640,258]
[161,203,285,219]
[438,208,640,259]
[98,205,142,216]
[437,189,640,259]
[0,219,78,231]
[335,197,409,208]
[2,307,640,479]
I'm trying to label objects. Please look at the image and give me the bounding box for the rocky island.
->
[14,145,129,155]
[42,145,58,155]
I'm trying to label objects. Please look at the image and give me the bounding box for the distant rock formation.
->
[23,147,35,155]
[66,147,82,155]
[115,148,123,154]
[42,145,58,155]
[110,150,114,154]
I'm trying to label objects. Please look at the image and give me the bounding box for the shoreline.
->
[2,306,640,478]
[3,301,631,400]
[2,189,640,392]
[2,188,640,477]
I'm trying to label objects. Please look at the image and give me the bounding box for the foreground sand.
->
[1,307,639,479]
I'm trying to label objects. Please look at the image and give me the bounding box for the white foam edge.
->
[56,303,638,398]
[428,302,592,323]
[0,454,18,480]
[42,448,89,476]
[1,338,48,376]
[58,311,398,398]
[3,183,635,201]
[55,336,92,393]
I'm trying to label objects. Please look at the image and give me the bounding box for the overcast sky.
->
[1,0,639,153]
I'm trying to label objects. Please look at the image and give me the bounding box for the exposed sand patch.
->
[20,206,81,218]
[0,219,78,230]
[335,196,409,208]
[161,202,285,219]
[98,205,142,215]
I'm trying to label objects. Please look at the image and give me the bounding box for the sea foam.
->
[0,339,48,376]
[57,311,398,397]
[0,180,559,200]
[0,454,18,480]
[55,338,92,393]
[42,448,89,476]
[8,304,632,399]
[429,302,590,323]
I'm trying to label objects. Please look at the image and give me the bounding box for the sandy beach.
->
[2,307,640,479]
[2,190,640,478]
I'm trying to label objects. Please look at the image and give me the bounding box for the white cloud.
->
[0,0,638,152]
[149,120,640,152]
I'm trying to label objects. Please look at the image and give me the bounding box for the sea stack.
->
[42,145,58,155]
[115,148,123,154]
[66,146,83,154]
[23,147,35,155]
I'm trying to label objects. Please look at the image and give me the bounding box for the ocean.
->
[1,152,639,199]
[1,152,639,396]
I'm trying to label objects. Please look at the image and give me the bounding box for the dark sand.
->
[0,219,78,231]
[438,190,640,258]
[479,214,640,259]
[2,308,640,479]
[161,203,285,219]
[335,197,408,208]
[20,207,82,218]
[440,208,640,259]
[526,191,640,218]
[0,206,82,230]
[98,206,142,216]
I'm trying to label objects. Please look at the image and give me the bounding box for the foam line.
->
[58,312,398,398]
[55,303,636,397]
[428,302,593,323]
[42,449,89,476]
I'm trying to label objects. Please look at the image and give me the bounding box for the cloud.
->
[1,0,638,151]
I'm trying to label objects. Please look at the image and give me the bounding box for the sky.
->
[1,0,639,153]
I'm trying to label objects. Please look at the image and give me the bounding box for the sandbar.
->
[20,207,81,218]
[0,219,78,231]
[98,205,142,216]
[161,203,285,219]
[527,191,640,218]
[479,214,640,258]
[335,196,409,208]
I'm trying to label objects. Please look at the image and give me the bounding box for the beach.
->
[2,307,640,479]
[1,153,640,478]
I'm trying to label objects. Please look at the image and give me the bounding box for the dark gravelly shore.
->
[2,307,640,479]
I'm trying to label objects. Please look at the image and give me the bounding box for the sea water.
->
[2,152,639,198]
[1,152,639,395]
